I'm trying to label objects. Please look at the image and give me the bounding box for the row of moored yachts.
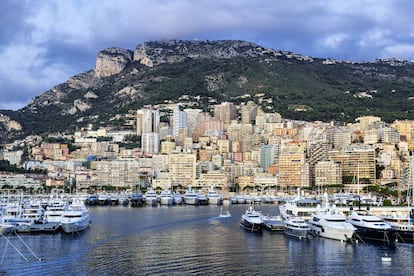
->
[0,196,91,235]
[240,195,414,247]
[83,187,273,207]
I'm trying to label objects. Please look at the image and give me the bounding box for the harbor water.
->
[1,204,414,275]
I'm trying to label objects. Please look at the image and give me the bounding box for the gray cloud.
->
[1,0,414,110]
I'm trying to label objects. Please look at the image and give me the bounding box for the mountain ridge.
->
[1,39,414,142]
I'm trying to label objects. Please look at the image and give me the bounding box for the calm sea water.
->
[1,204,414,275]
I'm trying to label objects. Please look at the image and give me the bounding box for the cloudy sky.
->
[1,0,414,111]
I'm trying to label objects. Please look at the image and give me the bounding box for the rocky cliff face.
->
[0,113,22,131]
[133,40,273,67]
[95,47,133,77]
[94,40,283,78]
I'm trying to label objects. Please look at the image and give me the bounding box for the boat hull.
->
[173,197,183,205]
[61,217,90,234]
[207,197,222,205]
[0,225,14,235]
[309,222,355,241]
[353,226,396,246]
[284,227,309,239]
[160,197,173,205]
[239,218,262,233]
[184,197,199,205]
[395,229,414,243]
[30,222,61,234]
[145,198,158,206]
[263,220,286,232]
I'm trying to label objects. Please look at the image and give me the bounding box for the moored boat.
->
[144,188,159,206]
[97,193,110,206]
[130,192,144,207]
[308,206,355,242]
[197,192,209,206]
[44,199,68,223]
[206,187,223,205]
[0,224,14,235]
[118,193,130,206]
[279,197,320,221]
[347,209,396,246]
[284,216,310,239]
[172,192,183,205]
[85,195,98,206]
[381,212,414,243]
[239,205,263,232]
[262,214,286,232]
[184,186,199,205]
[60,200,91,234]
[160,189,173,205]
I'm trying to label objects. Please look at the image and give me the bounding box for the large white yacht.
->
[308,206,355,242]
[184,186,199,205]
[239,205,263,232]
[1,202,32,233]
[206,187,223,205]
[21,201,46,224]
[172,191,183,205]
[159,189,173,205]
[279,197,320,221]
[60,200,91,234]
[44,198,68,223]
[144,187,159,206]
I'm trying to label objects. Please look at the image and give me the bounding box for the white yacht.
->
[0,223,13,235]
[109,193,119,205]
[239,205,263,232]
[60,200,91,234]
[279,197,320,221]
[284,216,311,239]
[184,186,199,205]
[1,202,32,233]
[144,188,159,206]
[44,199,68,223]
[118,193,130,206]
[206,187,223,205]
[97,193,111,205]
[21,201,46,224]
[160,189,173,205]
[347,209,396,246]
[236,195,246,204]
[308,206,355,242]
[172,191,183,205]
[197,191,209,205]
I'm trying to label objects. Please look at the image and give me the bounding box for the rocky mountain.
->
[2,39,414,142]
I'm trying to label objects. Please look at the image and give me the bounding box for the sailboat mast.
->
[357,163,360,196]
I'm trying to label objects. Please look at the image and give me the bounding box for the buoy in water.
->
[381,253,392,262]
